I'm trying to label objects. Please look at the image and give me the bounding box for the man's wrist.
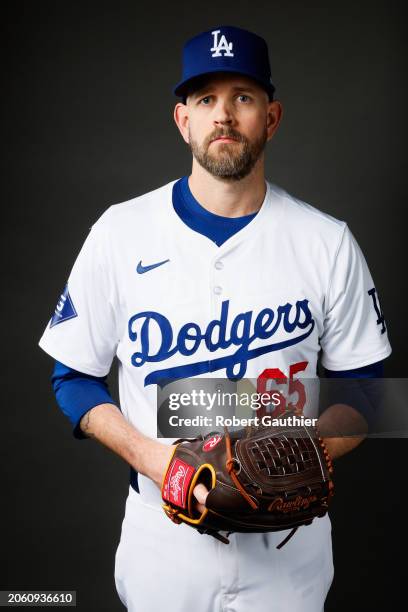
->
[137,438,175,488]
[78,403,173,486]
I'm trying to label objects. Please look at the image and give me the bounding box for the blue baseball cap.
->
[174,26,275,101]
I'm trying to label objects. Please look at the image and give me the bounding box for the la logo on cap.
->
[211,29,234,58]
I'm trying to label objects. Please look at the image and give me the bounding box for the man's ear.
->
[266,100,283,142]
[174,102,190,144]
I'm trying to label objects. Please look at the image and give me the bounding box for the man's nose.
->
[213,100,235,126]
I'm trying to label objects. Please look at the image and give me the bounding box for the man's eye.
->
[238,94,250,102]
[200,96,211,105]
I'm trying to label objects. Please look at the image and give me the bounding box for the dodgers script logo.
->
[128,299,315,387]
[211,29,234,57]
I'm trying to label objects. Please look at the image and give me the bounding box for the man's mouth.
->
[211,136,239,143]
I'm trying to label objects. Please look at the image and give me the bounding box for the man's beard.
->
[189,127,267,181]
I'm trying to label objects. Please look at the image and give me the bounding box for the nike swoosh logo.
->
[137,259,170,274]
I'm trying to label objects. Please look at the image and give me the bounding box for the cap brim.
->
[173,67,275,99]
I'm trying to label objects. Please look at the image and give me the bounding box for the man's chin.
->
[211,152,238,163]
[208,166,252,181]
[207,149,244,165]
[192,149,257,181]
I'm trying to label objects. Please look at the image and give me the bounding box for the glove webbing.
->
[224,426,302,550]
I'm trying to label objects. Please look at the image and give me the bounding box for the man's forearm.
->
[80,403,172,487]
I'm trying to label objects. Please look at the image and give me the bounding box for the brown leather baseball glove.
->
[161,422,334,548]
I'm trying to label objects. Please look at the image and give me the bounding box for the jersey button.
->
[213,286,222,295]
[214,261,224,270]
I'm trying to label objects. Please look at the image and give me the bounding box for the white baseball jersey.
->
[38,179,391,612]
[39,178,391,435]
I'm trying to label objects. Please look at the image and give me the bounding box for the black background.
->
[2,1,407,610]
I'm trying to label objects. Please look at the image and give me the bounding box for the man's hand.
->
[147,440,176,489]
[192,483,209,513]
[317,403,368,460]
[150,441,210,512]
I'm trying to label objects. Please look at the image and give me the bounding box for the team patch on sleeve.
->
[50,284,78,328]
[368,287,387,334]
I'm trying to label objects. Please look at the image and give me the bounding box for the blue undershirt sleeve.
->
[51,360,117,439]
[322,360,385,430]
[323,360,384,379]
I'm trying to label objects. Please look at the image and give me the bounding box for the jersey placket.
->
[209,248,227,382]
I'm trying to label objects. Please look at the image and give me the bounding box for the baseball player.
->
[39,26,391,612]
